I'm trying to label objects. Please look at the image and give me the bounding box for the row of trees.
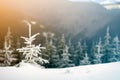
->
[43,27,120,68]
[0,20,120,68]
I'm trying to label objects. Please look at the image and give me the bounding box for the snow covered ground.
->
[0,62,120,80]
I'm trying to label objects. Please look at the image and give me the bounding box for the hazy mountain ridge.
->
[0,1,120,44]
[91,8,120,41]
[31,1,111,38]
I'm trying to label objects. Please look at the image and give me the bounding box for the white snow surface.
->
[0,62,120,80]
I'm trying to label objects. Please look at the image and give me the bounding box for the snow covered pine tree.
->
[2,27,17,66]
[80,53,91,65]
[17,20,48,67]
[102,27,116,63]
[93,38,103,64]
[111,35,120,62]
[56,34,75,68]
[59,45,75,68]
[43,32,60,68]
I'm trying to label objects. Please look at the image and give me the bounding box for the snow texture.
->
[0,62,120,80]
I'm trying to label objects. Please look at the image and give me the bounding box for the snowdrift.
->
[0,62,120,80]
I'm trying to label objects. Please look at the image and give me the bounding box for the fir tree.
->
[2,27,16,66]
[110,35,120,62]
[59,45,75,68]
[43,32,55,59]
[80,53,91,65]
[68,39,75,65]
[105,27,111,46]
[91,40,97,64]
[102,27,112,63]
[93,38,103,64]
[56,34,75,68]
[49,45,60,68]
[42,32,59,68]
[17,20,48,66]
[15,38,22,63]
[57,34,66,59]
[82,41,87,54]
[75,41,84,66]
[113,35,120,54]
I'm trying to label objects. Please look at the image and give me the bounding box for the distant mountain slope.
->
[1,0,111,37]
[1,1,120,44]
[28,1,111,38]
[91,9,120,41]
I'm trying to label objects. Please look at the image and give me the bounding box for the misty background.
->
[0,0,120,45]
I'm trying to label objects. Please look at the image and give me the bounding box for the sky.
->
[70,0,120,4]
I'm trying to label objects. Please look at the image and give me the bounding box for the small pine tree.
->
[104,27,111,46]
[102,27,113,63]
[49,46,60,68]
[93,38,103,64]
[113,35,120,54]
[110,35,120,62]
[82,41,87,54]
[80,53,91,65]
[15,38,22,64]
[2,27,16,66]
[57,34,75,68]
[57,34,66,59]
[59,45,75,68]
[91,40,97,64]
[74,41,84,66]
[42,32,55,59]
[17,20,48,67]
[42,32,60,68]
[68,39,76,65]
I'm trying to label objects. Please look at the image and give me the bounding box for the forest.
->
[0,20,120,68]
